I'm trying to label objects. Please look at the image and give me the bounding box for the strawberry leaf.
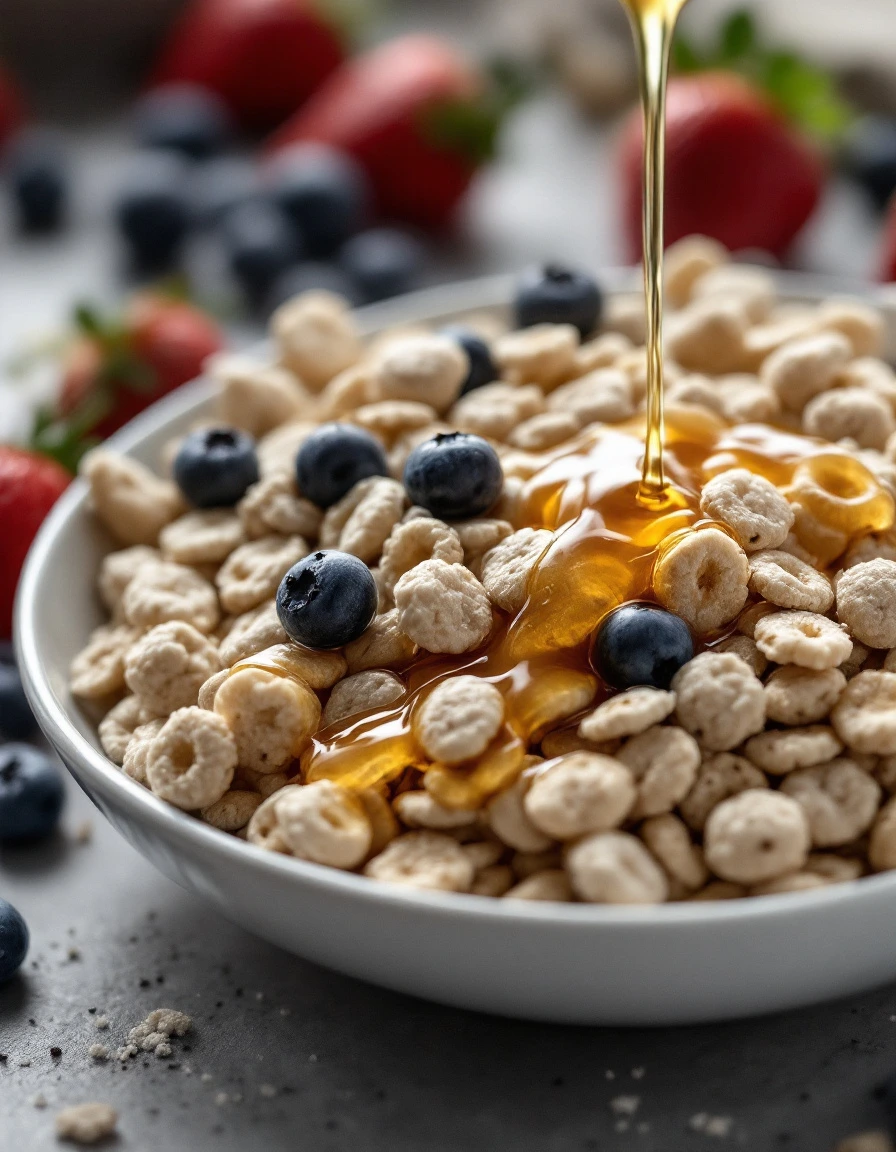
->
[425,55,535,166]
[719,10,756,64]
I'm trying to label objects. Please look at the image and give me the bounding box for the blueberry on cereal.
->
[0,744,64,843]
[403,432,503,521]
[277,550,378,649]
[0,898,29,982]
[440,326,497,395]
[514,263,602,338]
[296,423,389,509]
[592,603,694,691]
[173,427,259,508]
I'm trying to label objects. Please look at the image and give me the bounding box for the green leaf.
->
[719,10,757,63]
[426,100,500,166]
[672,34,704,75]
[761,51,853,141]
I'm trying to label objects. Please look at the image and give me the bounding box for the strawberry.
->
[149,0,346,131]
[0,447,70,639]
[267,35,523,231]
[879,193,896,282]
[0,64,25,153]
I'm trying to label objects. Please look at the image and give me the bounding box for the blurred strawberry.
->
[0,447,70,639]
[0,64,25,152]
[150,0,346,131]
[879,194,896,281]
[267,35,526,230]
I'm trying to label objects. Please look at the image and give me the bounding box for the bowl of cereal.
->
[17,244,896,1024]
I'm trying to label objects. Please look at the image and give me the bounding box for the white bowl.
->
[16,272,896,1026]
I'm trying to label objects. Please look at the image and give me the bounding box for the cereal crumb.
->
[74,821,93,844]
[94,1017,109,1031]
[259,1084,277,1098]
[32,1092,47,1108]
[87,1044,109,1061]
[610,1095,640,1116]
[117,1008,191,1061]
[55,1102,118,1144]
[689,1112,733,1137]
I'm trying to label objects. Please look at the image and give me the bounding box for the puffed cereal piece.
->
[238,474,322,541]
[804,852,865,883]
[761,330,852,413]
[216,534,307,615]
[743,726,843,775]
[98,545,162,613]
[494,323,579,391]
[690,264,775,322]
[98,695,155,764]
[508,410,581,450]
[780,759,881,847]
[717,375,781,424]
[665,374,724,415]
[664,234,728,308]
[479,528,553,615]
[81,449,182,546]
[869,796,896,871]
[363,830,475,892]
[273,780,372,869]
[804,387,895,451]
[214,666,320,772]
[546,368,635,425]
[764,665,846,726]
[351,399,438,446]
[672,652,766,751]
[840,639,872,681]
[831,671,896,755]
[640,813,708,892]
[578,687,676,743]
[159,509,246,566]
[485,776,553,853]
[844,530,896,570]
[836,559,896,649]
[754,610,852,671]
[123,561,219,633]
[215,356,310,436]
[450,382,545,441]
[654,528,749,633]
[70,624,141,700]
[787,499,850,569]
[714,633,768,677]
[504,870,573,902]
[145,706,237,810]
[198,668,229,711]
[700,469,794,553]
[834,1132,896,1152]
[218,602,287,666]
[703,790,810,885]
[747,549,834,613]
[379,518,463,596]
[319,476,406,564]
[471,865,515,897]
[742,310,820,369]
[240,642,346,691]
[750,872,828,896]
[393,791,478,830]
[603,293,646,344]
[122,719,165,784]
[394,559,492,654]
[318,362,380,420]
[573,331,632,374]
[55,1102,118,1144]
[200,789,262,832]
[245,786,297,852]
[664,298,749,375]
[737,601,777,638]
[256,420,318,479]
[689,881,746,902]
[343,608,418,673]
[124,621,222,714]
[566,830,669,904]
[322,670,406,727]
[818,298,885,358]
[616,725,701,818]
[414,676,505,764]
[523,752,635,840]
[272,291,361,391]
[452,518,514,578]
[372,333,468,414]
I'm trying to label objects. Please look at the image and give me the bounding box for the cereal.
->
[640,813,708,891]
[831,671,896,755]
[485,776,553,853]
[322,670,406,726]
[494,323,578,391]
[200,789,262,832]
[754,611,853,671]
[578,687,676,742]
[275,780,372,869]
[352,399,438,445]
[122,719,165,785]
[98,545,162,614]
[214,666,320,772]
[804,853,864,883]
[214,357,309,436]
[617,725,700,818]
[238,474,322,541]
[343,608,418,672]
[508,410,581,450]
[665,298,749,375]
[124,621,221,714]
[764,665,846,726]
[82,449,182,546]
[246,787,296,853]
[703,790,810,885]
[372,333,468,414]
[573,331,632,373]
[55,1102,118,1144]
[319,476,406,564]
[145,707,237,810]
[452,518,514,576]
[394,559,492,654]
[840,639,871,680]
[566,831,669,904]
[743,726,843,775]
[679,752,769,833]
[393,791,478,830]
[218,602,287,666]
[523,752,636,839]
[504,870,573,901]
[70,624,140,700]
[780,759,881,847]
[869,797,896,871]
[761,331,852,412]
[836,559,896,649]
[471,865,515,897]
[479,528,553,615]
[98,695,155,765]
[123,561,219,634]
[803,387,895,451]
[700,469,794,552]
[672,653,765,751]
[664,235,727,308]
[653,528,749,632]
[818,298,885,357]
[546,369,634,425]
[272,291,361,391]
[414,676,505,764]
[750,872,828,896]
[748,549,833,613]
[714,633,768,677]
[364,830,475,892]
[241,642,346,690]
[159,509,246,566]
[717,375,781,424]
[690,881,746,902]
[216,535,308,614]
[450,382,546,441]
[379,518,463,595]
[256,420,317,478]
[691,264,775,323]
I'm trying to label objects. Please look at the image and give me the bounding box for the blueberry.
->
[264,144,369,258]
[440,326,497,395]
[221,200,301,306]
[843,115,896,211]
[514,263,603,338]
[114,150,192,272]
[0,899,28,982]
[0,744,65,843]
[340,227,425,303]
[134,83,233,160]
[592,603,694,691]
[5,128,69,234]
[277,550,377,650]
[295,423,388,509]
[0,662,36,741]
[173,427,259,508]
[265,262,358,316]
[403,433,503,521]
[190,156,259,228]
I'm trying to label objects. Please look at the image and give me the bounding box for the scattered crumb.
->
[32,1093,48,1109]
[690,1112,734,1137]
[308,1054,318,1063]
[610,1095,640,1117]
[279,1007,290,1017]
[604,1070,615,1080]
[55,1102,118,1145]
[615,1120,630,1133]
[631,1067,645,1080]
[87,1045,109,1062]
[18,1058,31,1067]
[255,992,264,1001]
[232,1093,243,1104]
[94,1017,109,1032]
[74,821,93,844]
[259,1084,276,1098]
[116,1008,191,1062]
[201,1073,213,1084]
[66,947,81,962]
[215,1092,229,1107]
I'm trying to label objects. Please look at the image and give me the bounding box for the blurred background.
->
[3,0,896,449]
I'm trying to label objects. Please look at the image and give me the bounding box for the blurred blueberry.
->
[0,744,64,843]
[514,263,602,338]
[134,83,233,160]
[340,227,425,303]
[265,262,358,315]
[113,150,192,273]
[5,128,69,234]
[190,155,259,228]
[264,143,369,257]
[221,200,301,306]
[0,662,36,741]
[440,326,496,394]
[843,115,896,211]
[0,899,28,982]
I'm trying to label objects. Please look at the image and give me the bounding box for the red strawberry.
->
[879,194,896,282]
[267,35,514,231]
[619,72,825,259]
[0,64,25,153]
[150,0,346,130]
[0,447,70,639]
